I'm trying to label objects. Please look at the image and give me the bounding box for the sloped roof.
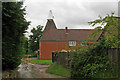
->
[40,19,101,41]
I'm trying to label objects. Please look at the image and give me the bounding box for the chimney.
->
[65,27,68,33]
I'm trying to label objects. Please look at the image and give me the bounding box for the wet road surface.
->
[17,59,65,78]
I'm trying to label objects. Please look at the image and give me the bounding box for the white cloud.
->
[23,0,119,37]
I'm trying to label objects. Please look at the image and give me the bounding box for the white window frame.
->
[69,41,76,46]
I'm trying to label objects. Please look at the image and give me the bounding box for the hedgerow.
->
[69,39,114,78]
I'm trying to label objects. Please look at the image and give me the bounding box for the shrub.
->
[69,42,114,78]
[61,49,67,52]
[69,47,89,78]
[32,50,39,57]
[37,51,40,59]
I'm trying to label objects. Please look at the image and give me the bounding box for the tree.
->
[24,37,29,54]
[88,12,120,48]
[2,2,30,70]
[29,25,43,53]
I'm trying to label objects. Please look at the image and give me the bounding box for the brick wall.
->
[39,41,97,59]
[40,41,69,59]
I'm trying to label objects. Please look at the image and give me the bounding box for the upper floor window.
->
[69,41,76,46]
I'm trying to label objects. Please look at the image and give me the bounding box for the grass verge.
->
[30,59,52,64]
[46,63,70,77]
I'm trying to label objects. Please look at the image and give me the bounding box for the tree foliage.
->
[69,39,114,78]
[2,2,30,70]
[29,25,43,53]
[88,12,120,48]
[69,13,118,78]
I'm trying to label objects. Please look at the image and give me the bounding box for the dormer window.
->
[69,41,76,46]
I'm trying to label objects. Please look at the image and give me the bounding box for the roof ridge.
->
[57,29,94,30]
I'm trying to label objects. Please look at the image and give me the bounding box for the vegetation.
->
[24,37,29,54]
[61,49,67,52]
[24,54,36,58]
[46,63,70,77]
[46,13,118,78]
[30,59,52,64]
[24,50,39,58]
[69,40,114,78]
[88,12,120,48]
[29,25,43,53]
[2,2,30,70]
[69,13,118,78]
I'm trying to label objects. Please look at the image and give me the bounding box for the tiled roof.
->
[40,19,101,41]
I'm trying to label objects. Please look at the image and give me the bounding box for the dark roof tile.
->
[40,19,101,41]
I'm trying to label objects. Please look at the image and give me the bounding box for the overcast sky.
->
[23,0,119,37]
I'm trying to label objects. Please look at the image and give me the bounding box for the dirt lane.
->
[17,59,65,78]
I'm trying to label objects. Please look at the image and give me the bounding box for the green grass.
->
[30,59,52,64]
[46,63,70,77]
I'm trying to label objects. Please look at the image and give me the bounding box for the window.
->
[69,41,76,46]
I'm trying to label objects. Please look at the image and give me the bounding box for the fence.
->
[52,52,69,68]
[108,48,120,77]
[52,48,120,70]
[108,48,119,66]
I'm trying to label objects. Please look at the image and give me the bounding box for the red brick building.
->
[39,18,101,59]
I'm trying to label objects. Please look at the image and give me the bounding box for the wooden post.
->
[52,52,54,63]
[118,48,120,78]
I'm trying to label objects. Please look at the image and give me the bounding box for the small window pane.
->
[69,41,76,46]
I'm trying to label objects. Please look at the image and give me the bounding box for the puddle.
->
[16,60,65,78]
[17,61,39,78]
